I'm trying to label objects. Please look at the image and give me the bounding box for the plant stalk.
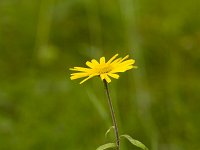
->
[103,79,120,150]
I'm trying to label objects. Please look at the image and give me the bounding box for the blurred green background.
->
[0,0,200,150]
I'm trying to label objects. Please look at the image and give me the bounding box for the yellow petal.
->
[111,65,133,73]
[110,58,122,64]
[100,57,105,64]
[118,55,129,63]
[120,59,135,66]
[80,74,97,84]
[104,75,111,83]
[86,61,94,68]
[100,74,106,80]
[91,59,99,65]
[70,73,89,80]
[124,66,134,70]
[108,73,119,79]
[107,54,118,64]
[70,67,90,72]
[70,72,87,76]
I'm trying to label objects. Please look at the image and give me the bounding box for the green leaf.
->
[105,126,115,138]
[96,143,116,150]
[120,134,149,150]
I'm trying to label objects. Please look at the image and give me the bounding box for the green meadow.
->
[0,0,199,150]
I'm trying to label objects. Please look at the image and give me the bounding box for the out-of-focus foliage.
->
[0,0,199,150]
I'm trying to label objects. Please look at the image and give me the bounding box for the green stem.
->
[103,80,120,150]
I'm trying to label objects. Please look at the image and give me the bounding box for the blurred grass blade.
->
[96,143,116,150]
[105,126,115,138]
[86,88,109,121]
[120,134,149,150]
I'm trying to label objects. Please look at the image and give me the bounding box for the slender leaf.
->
[105,126,115,138]
[96,143,116,150]
[120,134,149,150]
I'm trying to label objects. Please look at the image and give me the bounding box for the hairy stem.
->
[103,80,120,150]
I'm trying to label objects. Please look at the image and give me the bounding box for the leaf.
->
[96,143,116,150]
[105,126,115,138]
[120,134,149,150]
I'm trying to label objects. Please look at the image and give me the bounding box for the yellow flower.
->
[70,54,137,84]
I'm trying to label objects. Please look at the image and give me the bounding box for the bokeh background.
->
[0,0,200,150]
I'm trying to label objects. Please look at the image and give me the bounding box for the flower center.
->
[97,66,112,74]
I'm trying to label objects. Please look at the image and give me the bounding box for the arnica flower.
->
[70,54,137,84]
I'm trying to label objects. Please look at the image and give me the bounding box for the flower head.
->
[70,54,137,84]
